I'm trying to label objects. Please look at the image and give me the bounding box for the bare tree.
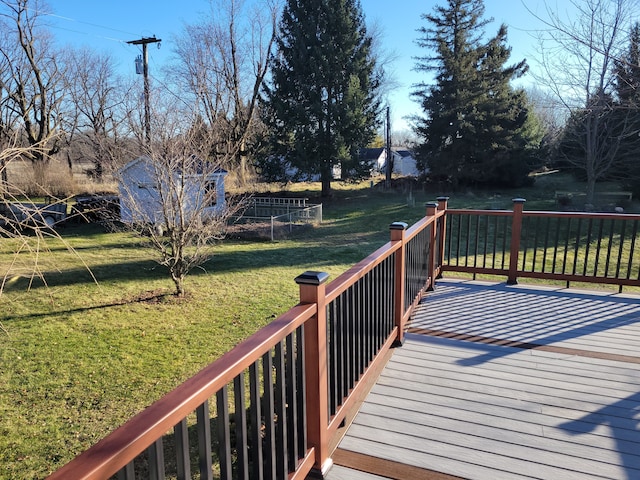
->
[532,0,635,204]
[0,27,18,194]
[169,0,278,185]
[0,0,64,190]
[61,48,131,181]
[118,104,246,297]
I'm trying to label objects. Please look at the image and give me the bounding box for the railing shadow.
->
[407,280,640,479]
[410,280,640,367]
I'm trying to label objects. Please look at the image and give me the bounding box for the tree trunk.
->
[0,159,7,198]
[585,176,596,209]
[173,275,186,297]
[321,172,332,198]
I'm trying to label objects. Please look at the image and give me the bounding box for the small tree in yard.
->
[118,120,243,297]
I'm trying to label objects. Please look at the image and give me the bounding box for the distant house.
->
[359,148,386,173]
[391,149,420,177]
[360,147,421,177]
[118,156,227,225]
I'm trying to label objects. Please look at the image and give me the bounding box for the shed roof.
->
[119,156,228,176]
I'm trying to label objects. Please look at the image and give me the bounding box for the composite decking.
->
[328,279,640,480]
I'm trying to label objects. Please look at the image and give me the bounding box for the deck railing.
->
[442,197,640,290]
[47,204,445,480]
[45,197,640,480]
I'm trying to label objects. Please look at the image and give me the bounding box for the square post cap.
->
[389,222,408,230]
[295,271,330,286]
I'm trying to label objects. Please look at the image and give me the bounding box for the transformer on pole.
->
[127,36,162,146]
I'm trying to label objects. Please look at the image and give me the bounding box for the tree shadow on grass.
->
[3,240,363,294]
[0,288,175,323]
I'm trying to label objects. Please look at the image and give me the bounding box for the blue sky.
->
[44,0,548,132]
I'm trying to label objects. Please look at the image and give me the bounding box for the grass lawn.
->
[0,175,637,479]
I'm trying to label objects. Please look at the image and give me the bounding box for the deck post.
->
[390,222,408,346]
[295,271,332,477]
[436,197,449,279]
[426,202,439,291]
[508,198,526,285]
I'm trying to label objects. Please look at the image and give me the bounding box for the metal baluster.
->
[604,219,616,277]
[285,334,298,471]
[542,216,551,273]
[174,418,190,480]
[147,438,165,480]
[296,325,307,459]
[328,300,338,415]
[262,351,276,479]
[116,462,135,480]
[627,220,638,280]
[615,221,626,280]
[196,401,213,480]
[249,361,264,480]
[571,218,582,277]
[501,216,509,270]
[594,218,604,276]
[234,373,249,480]
[274,342,287,479]
[552,217,561,273]
[216,386,232,480]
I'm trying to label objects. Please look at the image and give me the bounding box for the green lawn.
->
[0,176,637,479]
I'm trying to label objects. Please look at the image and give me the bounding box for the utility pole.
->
[384,105,392,189]
[127,36,161,146]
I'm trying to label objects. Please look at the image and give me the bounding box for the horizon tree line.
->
[1,0,639,203]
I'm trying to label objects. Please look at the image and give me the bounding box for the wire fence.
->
[230,198,322,241]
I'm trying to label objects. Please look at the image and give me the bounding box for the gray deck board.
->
[334,280,640,480]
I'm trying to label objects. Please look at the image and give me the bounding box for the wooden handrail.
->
[47,303,317,480]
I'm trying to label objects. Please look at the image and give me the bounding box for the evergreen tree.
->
[413,0,539,188]
[261,0,380,197]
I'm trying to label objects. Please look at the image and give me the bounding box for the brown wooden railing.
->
[46,197,640,480]
[47,205,445,480]
[442,197,640,290]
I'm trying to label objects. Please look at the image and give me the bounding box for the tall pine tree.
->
[413,0,540,188]
[261,0,380,197]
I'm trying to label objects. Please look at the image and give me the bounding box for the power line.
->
[37,10,140,43]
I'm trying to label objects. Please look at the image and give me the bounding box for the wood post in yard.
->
[508,198,526,285]
[295,271,331,477]
[390,222,408,346]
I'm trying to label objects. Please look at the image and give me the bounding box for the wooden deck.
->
[328,279,640,480]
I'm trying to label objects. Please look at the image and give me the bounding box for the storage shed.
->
[118,156,227,225]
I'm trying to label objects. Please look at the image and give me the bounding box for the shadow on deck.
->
[329,279,640,480]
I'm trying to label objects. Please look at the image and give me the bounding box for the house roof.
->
[396,150,414,158]
[359,148,385,160]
